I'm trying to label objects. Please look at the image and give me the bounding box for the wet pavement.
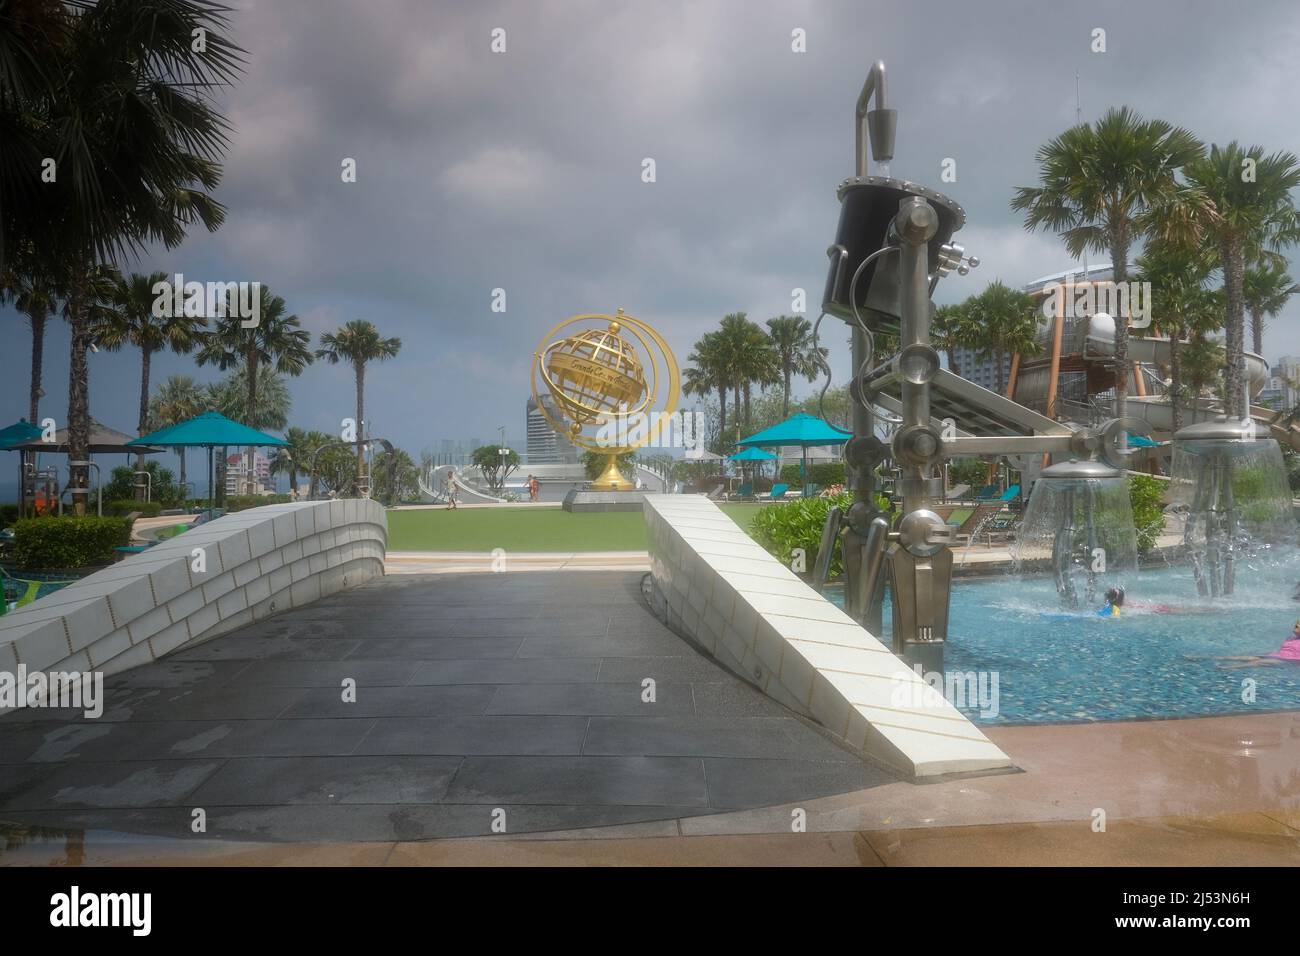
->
[0,571,892,843]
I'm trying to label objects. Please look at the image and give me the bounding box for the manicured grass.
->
[386,503,764,553]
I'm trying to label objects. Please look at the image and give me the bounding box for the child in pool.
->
[1097,586,1124,617]
[1213,621,1300,668]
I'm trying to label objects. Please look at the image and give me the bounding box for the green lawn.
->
[386,503,763,552]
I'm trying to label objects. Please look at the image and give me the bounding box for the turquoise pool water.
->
[825,548,1300,725]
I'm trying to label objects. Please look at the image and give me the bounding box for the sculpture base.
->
[562,489,651,513]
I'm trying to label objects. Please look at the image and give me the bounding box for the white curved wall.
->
[0,499,387,687]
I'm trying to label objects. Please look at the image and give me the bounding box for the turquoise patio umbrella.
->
[128,412,288,517]
[728,445,778,485]
[0,419,42,449]
[738,413,851,493]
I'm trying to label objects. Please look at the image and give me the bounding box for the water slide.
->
[1082,320,1300,449]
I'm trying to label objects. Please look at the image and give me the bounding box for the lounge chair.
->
[761,483,789,501]
[732,483,753,500]
[946,483,971,501]
[704,484,725,500]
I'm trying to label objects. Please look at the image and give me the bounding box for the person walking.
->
[445,468,459,510]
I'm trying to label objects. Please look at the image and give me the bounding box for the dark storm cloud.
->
[5,0,1300,460]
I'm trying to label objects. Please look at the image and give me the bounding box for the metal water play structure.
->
[817,60,1296,669]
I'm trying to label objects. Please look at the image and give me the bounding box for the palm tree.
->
[197,287,313,494]
[270,427,317,499]
[14,0,243,512]
[315,320,402,491]
[1136,243,1220,432]
[1243,262,1298,357]
[1011,107,1203,420]
[94,271,207,498]
[2,267,60,423]
[147,374,206,499]
[685,332,728,454]
[714,312,774,441]
[933,302,976,377]
[964,282,1043,395]
[1182,144,1300,418]
[766,315,828,418]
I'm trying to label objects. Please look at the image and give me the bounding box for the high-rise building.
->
[1273,356,1300,409]
[949,346,1014,395]
[225,451,273,494]
[526,395,579,464]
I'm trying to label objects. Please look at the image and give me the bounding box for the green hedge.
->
[105,499,163,518]
[13,516,133,570]
[778,461,846,487]
[1128,474,1166,555]
[749,492,889,579]
[0,503,18,527]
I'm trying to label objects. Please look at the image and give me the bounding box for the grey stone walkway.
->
[0,572,892,842]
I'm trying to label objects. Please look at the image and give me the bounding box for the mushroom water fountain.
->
[1012,459,1138,608]
[1170,419,1295,597]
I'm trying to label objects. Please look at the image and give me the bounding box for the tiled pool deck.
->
[2,570,1298,865]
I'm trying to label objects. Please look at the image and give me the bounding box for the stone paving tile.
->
[583,716,861,762]
[515,632,687,659]
[222,660,416,687]
[4,759,224,810]
[279,684,495,719]
[443,755,710,808]
[355,715,590,756]
[406,658,600,685]
[485,682,695,717]
[170,636,361,662]
[0,717,379,762]
[187,755,464,806]
[341,637,523,660]
[596,655,729,683]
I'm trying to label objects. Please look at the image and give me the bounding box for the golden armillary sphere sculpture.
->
[531,309,680,491]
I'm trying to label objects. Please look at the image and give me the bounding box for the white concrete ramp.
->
[643,494,1012,778]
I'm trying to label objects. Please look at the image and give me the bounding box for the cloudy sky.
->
[4,0,1300,477]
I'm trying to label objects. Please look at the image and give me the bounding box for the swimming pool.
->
[824,548,1300,725]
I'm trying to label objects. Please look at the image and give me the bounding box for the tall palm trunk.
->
[993,348,1006,395]
[135,347,152,500]
[355,362,366,492]
[66,271,92,516]
[245,345,259,495]
[1221,237,1247,420]
[1250,306,1264,358]
[946,347,959,377]
[29,313,44,424]
[176,447,187,500]
[1169,322,1184,433]
[781,363,792,418]
[1110,226,1131,421]
[716,387,728,455]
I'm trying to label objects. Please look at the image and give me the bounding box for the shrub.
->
[1128,473,1166,555]
[778,461,846,487]
[13,516,133,570]
[105,499,163,518]
[0,503,18,527]
[103,462,178,503]
[748,491,888,578]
